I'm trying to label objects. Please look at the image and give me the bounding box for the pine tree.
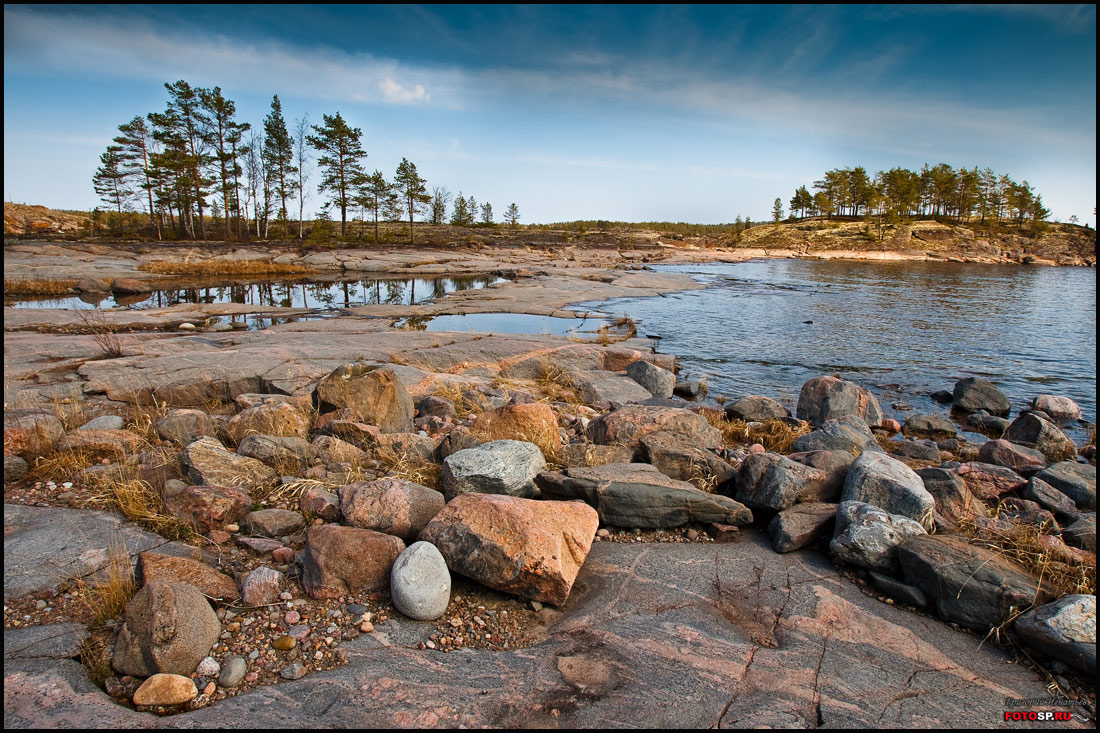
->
[293,115,311,239]
[480,201,493,225]
[151,80,214,239]
[358,170,391,243]
[93,144,131,231]
[307,112,367,237]
[263,95,298,228]
[200,86,249,240]
[114,116,161,239]
[450,191,469,225]
[772,198,783,225]
[504,203,520,227]
[429,186,451,225]
[394,158,430,244]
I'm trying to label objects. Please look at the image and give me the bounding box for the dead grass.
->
[375,444,442,491]
[26,448,98,483]
[959,518,1095,599]
[82,471,194,541]
[431,382,488,419]
[138,260,318,276]
[534,363,584,405]
[703,412,810,453]
[471,414,563,469]
[76,309,124,358]
[79,636,114,688]
[3,277,78,297]
[76,528,136,625]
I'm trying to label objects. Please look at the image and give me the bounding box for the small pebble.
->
[244,672,259,683]
[202,682,216,696]
[284,610,301,624]
[224,523,239,532]
[280,663,307,681]
[359,621,373,633]
[279,591,293,601]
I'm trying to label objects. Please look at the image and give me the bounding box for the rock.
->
[3,413,64,458]
[310,435,370,467]
[640,432,736,488]
[1022,477,1079,519]
[314,364,415,433]
[442,440,546,502]
[299,486,341,522]
[156,409,217,445]
[241,509,307,538]
[897,534,1048,631]
[340,478,445,540]
[300,525,405,599]
[867,571,927,608]
[977,439,1046,475]
[3,623,89,661]
[840,452,935,526]
[111,277,149,294]
[419,493,598,605]
[724,395,790,422]
[79,415,125,431]
[4,453,29,484]
[1062,514,1096,552]
[180,437,277,494]
[915,467,980,525]
[888,439,941,463]
[319,421,381,451]
[929,389,954,403]
[585,405,721,454]
[240,567,287,606]
[536,463,752,528]
[786,450,854,496]
[951,377,1010,416]
[1034,462,1095,510]
[218,655,247,688]
[557,442,635,468]
[137,552,240,604]
[767,502,837,553]
[568,369,653,404]
[280,663,307,680]
[162,483,251,535]
[373,432,438,462]
[736,452,834,511]
[434,426,483,462]
[966,411,1009,435]
[626,360,675,399]
[235,536,284,554]
[796,376,883,427]
[416,396,456,420]
[227,402,311,444]
[472,402,559,445]
[830,501,927,573]
[1003,412,1077,464]
[112,580,221,677]
[673,379,703,400]
[196,656,220,677]
[997,498,1056,529]
[1031,395,1082,422]
[390,541,451,621]
[59,428,148,458]
[790,416,881,454]
[76,276,111,293]
[1015,595,1096,675]
[954,462,1026,500]
[235,435,312,469]
[903,414,956,437]
[132,674,198,707]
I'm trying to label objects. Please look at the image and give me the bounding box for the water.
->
[587,260,1096,428]
[396,312,609,336]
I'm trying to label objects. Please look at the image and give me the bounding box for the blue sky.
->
[4,4,1096,225]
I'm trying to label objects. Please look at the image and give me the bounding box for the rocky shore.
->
[3,241,1096,728]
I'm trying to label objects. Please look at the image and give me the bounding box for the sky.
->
[4,4,1096,225]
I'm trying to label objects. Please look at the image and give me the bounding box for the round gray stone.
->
[391,541,451,621]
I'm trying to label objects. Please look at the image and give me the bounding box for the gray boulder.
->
[235,434,312,469]
[977,439,1046,475]
[767,502,837,553]
[442,440,547,502]
[1062,514,1096,552]
[840,452,935,527]
[181,437,277,494]
[951,377,1010,416]
[156,409,217,445]
[79,415,125,431]
[966,411,1009,435]
[796,376,883,427]
[889,439,941,463]
[4,454,29,484]
[341,478,445,540]
[390,541,451,621]
[1004,412,1077,464]
[1015,595,1095,675]
[786,450,854,496]
[1035,462,1096,510]
[735,452,834,511]
[830,501,926,573]
[1031,395,1082,422]
[903,414,956,437]
[241,509,306,538]
[626,360,675,399]
[1022,477,1078,519]
[640,432,736,488]
[725,395,790,423]
[313,363,415,434]
[112,580,220,677]
[791,416,881,454]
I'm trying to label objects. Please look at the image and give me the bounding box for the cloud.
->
[379,78,430,104]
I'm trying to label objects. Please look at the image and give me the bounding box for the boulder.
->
[79,415,125,431]
[137,552,239,604]
[3,413,64,458]
[625,360,675,399]
[156,409,217,445]
[1015,595,1095,675]
[830,501,927,574]
[235,434,312,469]
[897,535,1047,631]
[1031,395,1082,422]
[180,437,277,494]
[373,432,438,463]
[568,369,653,405]
[241,509,306,538]
[299,486,341,522]
[640,432,736,488]
[954,462,1026,500]
[434,426,483,462]
[888,439,941,463]
[557,443,635,468]
[162,483,251,534]
[390,541,451,621]
[1022,477,1079,519]
[226,402,311,444]
[416,396,456,420]
[112,580,221,677]
[977,439,1046,475]
[673,379,704,400]
[903,414,957,437]
[966,412,1009,436]
[724,395,790,423]
[57,428,142,456]
[317,420,381,451]
[767,502,838,553]
[1034,462,1095,510]
[1003,412,1077,464]
[5,454,30,484]
[419,493,598,605]
[310,435,370,467]
[585,405,721,453]
[313,364,415,433]
[790,416,880,454]
[735,452,834,511]
[300,525,405,599]
[472,402,559,445]
[915,467,981,525]
[340,478,445,540]
[786,450,853,496]
[132,674,198,707]
[795,376,883,427]
[1062,514,1096,552]
[441,440,546,502]
[840,452,935,526]
[951,377,1010,416]
[867,572,927,608]
[240,567,287,606]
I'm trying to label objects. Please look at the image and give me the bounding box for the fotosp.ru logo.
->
[1003,711,1073,722]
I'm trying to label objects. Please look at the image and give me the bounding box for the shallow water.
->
[587,260,1097,428]
[395,312,609,336]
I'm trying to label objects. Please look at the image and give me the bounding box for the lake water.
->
[585,260,1096,427]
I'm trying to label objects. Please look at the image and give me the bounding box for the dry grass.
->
[959,518,1095,599]
[471,414,563,469]
[375,444,442,491]
[26,448,98,483]
[431,382,488,418]
[534,363,584,405]
[702,412,810,453]
[138,260,318,276]
[79,636,114,687]
[75,308,125,358]
[76,528,136,625]
[259,477,317,506]
[82,471,194,540]
[3,277,78,297]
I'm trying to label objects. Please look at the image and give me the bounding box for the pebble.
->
[225,523,239,532]
[284,610,301,624]
[35,600,47,610]
[244,672,259,683]
[202,681,216,696]
[132,674,197,706]
[195,656,220,677]
[279,591,293,601]
[596,529,610,538]
[218,656,247,688]
[359,621,373,633]
[280,663,307,680]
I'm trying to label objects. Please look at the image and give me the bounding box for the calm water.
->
[589,260,1096,426]
[396,312,609,336]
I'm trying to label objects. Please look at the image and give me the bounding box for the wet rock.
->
[903,414,956,437]
[310,435,370,467]
[340,477,445,540]
[299,485,341,522]
[162,483,251,535]
[1015,594,1095,675]
[241,509,307,538]
[76,276,111,293]
[736,452,834,511]
[226,401,311,445]
[3,413,64,458]
[138,552,240,604]
[585,405,721,453]
[724,395,790,422]
[1034,461,1095,510]
[915,467,981,525]
[929,389,954,404]
[111,277,149,294]
[1062,514,1096,552]
[951,377,1010,416]
[442,440,546,502]
[640,432,736,488]
[791,415,881,454]
[79,415,125,431]
[112,580,221,677]
[786,450,854,496]
[796,376,883,427]
[132,674,198,707]
[830,501,926,573]
[897,534,1048,631]
[626,360,675,399]
[240,567,287,606]
[840,452,935,526]
[954,462,1026,500]
[536,463,752,528]
[181,437,277,494]
[472,402,559,445]
[390,541,451,621]
[313,364,415,434]
[300,525,405,599]
[888,439,941,463]
[673,379,703,400]
[767,502,837,553]
[4,453,29,484]
[156,409,217,445]
[966,411,1009,435]
[1003,412,1077,464]
[1031,395,1082,422]
[419,493,598,605]
[235,434,312,469]
[977,439,1046,475]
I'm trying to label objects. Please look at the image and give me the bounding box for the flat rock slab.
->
[3,504,176,601]
[3,623,89,661]
[5,531,1086,729]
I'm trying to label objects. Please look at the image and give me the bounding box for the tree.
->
[93,144,131,231]
[480,201,494,225]
[465,195,478,225]
[151,80,214,239]
[200,86,249,240]
[393,158,430,244]
[243,130,270,238]
[114,116,161,239]
[293,115,311,239]
[429,186,451,225]
[358,170,391,243]
[504,203,520,227]
[308,112,367,237]
[772,198,783,225]
[450,191,470,225]
[263,95,297,229]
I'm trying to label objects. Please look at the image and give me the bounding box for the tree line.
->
[783,164,1050,227]
[92,80,520,242]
